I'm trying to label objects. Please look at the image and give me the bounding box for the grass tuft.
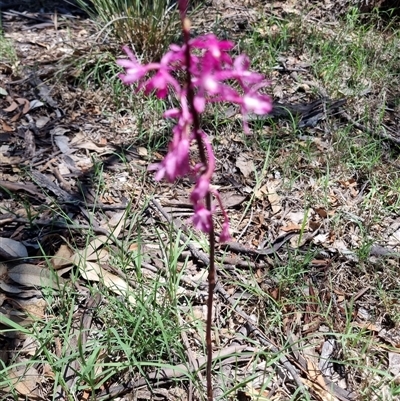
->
[74,0,181,63]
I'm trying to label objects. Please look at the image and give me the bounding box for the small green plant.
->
[0,31,18,65]
[74,0,181,62]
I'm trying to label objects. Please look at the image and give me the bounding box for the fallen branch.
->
[339,110,400,146]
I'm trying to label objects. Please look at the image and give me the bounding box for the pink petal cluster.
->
[117,34,272,241]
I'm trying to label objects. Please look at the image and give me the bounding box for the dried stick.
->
[339,110,400,146]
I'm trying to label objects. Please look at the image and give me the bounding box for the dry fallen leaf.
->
[289,233,308,248]
[314,207,328,218]
[281,223,302,232]
[0,307,35,330]
[78,260,136,304]
[301,377,338,401]
[78,261,104,281]
[0,237,28,259]
[29,99,44,109]
[103,211,126,229]
[71,236,108,263]
[267,187,281,214]
[236,154,254,178]
[254,183,268,199]
[352,321,380,332]
[312,233,329,244]
[21,336,39,356]
[35,116,50,128]
[15,97,30,114]
[54,135,71,154]
[0,281,23,294]
[0,263,24,294]
[1,119,13,131]
[70,132,113,153]
[138,146,148,156]
[389,352,400,376]
[2,100,19,112]
[219,192,246,209]
[388,227,400,246]
[286,211,307,224]
[8,365,40,396]
[8,264,65,290]
[52,244,73,270]
[302,358,340,401]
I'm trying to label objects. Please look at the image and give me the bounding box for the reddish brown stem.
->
[181,16,215,401]
[205,203,215,401]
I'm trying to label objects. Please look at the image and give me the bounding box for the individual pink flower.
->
[192,205,212,232]
[143,68,178,99]
[238,87,272,133]
[219,220,231,243]
[190,34,234,63]
[116,46,157,84]
[242,92,273,115]
[117,46,182,96]
[232,55,266,85]
[150,137,190,182]
[191,176,210,204]
[191,66,239,112]
[163,107,182,119]
[211,189,232,242]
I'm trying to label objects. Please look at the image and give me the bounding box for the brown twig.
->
[339,110,400,146]
[9,217,109,236]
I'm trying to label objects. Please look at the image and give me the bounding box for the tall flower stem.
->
[204,223,216,401]
[181,16,216,401]
[117,3,272,397]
